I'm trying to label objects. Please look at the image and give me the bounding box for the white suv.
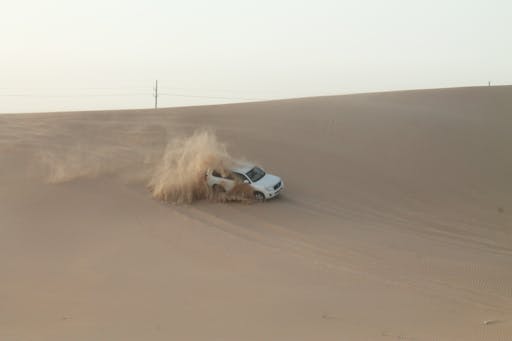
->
[206,165,283,201]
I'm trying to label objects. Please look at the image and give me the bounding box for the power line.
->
[0,92,264,101]
[0,86,150,90]
[159,92,264,101]
[0,81,268,105]
[0,93,150,97]
[155,79,268,95]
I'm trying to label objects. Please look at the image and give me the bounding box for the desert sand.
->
[0,86,511,340]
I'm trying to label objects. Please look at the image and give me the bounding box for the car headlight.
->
[265,186,274,191]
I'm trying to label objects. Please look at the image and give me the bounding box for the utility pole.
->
[154,80,158,109]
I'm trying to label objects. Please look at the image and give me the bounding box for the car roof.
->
[230,164,254,174]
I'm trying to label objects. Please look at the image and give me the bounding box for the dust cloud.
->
[148,129,254,204]
[37,126,256,204]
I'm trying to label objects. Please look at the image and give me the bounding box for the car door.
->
[233,172,251,184]
[212,170,236,191]
[221,172,237,191]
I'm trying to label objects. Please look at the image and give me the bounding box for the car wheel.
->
[254,191,265,201]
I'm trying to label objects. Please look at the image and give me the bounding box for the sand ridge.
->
[0,86,511,340]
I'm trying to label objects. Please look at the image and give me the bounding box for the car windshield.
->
[246,167,265,182]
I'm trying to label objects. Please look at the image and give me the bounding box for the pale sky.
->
[1,0,511,113]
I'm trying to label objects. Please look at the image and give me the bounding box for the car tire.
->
[254,191,265,201]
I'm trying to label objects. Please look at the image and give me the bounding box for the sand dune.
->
[1,86,511,340]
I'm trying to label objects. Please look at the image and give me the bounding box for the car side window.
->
[233,172,248,182]
[223,172,235,180]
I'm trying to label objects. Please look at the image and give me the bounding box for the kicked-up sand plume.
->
[33,124,254,203]
[148,129,253,203]
[0,86,511,340]
[38,144,117,184]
